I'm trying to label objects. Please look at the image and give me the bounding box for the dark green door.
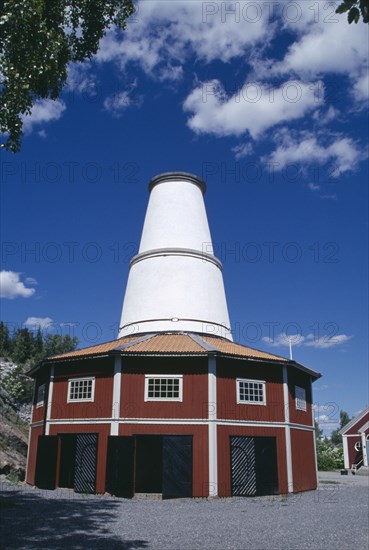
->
[106,436,134,497]
[35,435,58,490]
[162,436,193,498]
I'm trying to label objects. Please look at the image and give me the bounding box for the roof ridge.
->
[187,333,218,352]
[339,405,369,435]
[114,333,156,351]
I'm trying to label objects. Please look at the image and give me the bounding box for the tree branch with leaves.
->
[336,0,369,24]
[0,0,135,152]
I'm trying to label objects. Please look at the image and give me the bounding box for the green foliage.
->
[2,366,33,403]
[317,442,344,471]
[330,410,351,446]
[43,334,78,358]
[10,328,35,365]
[0,321,12,356]
[315,411,348,470]
[5,470,22,484]
[34,327,43,355]
[336,0,369,24]
[339,410,351,428]
[0,326,78,403]
[0,0,135,152]
[314,419,323,443]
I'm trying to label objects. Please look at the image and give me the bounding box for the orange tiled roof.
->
[48,335,139,359]
[201,336,288,362]
[123,333,206,354]
[47,332,287,362]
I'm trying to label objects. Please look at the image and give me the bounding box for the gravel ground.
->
[1,472,368,550]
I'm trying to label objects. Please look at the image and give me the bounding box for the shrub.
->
[317,442,344,471]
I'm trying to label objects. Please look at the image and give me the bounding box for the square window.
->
[68,378,95,402]
[145,375,183,401]
[237,379,266,405]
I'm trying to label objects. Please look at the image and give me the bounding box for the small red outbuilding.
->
[340,406,369,472]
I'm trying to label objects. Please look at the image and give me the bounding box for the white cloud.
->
[268,11,368,79]
[312,106,339,126]
[25,277,38,285]
[263,332,353,350]
[0,271,36,299]
[232,142,254,159]
[96,1,273,77]
[184,80,321,139]
[314,384,329,392]
[103,85,141,117]
[307,182,320,191]
[304,333,353,349]
[253,6,369,113]
[352,71,369,102]
[24,317,53,330]
[158,64,183,82]
[314,414,340,434]
[313,403,341,433]
[67,63,98,96]
[262,333,304,348]
[265,131,363,177]
[22,99,66,134]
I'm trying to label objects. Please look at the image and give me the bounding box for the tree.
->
[34,327,43,355]
[0,0,135,152]
[330,410,351,445]
[43,334,78,357]
[11,328,34,365]
[336,0,369,24]
[0,321,12,357]
[314,419,323,443]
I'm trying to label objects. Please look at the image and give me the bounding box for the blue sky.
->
[1,1,368,433]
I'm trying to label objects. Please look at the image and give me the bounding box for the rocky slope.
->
[0,385,29,480]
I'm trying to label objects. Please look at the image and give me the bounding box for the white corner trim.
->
[45,366,54,436]
[26,381,36,478]
[283,365,293,492]
[111,355,122,436]
[361,432,368,467]
[283,366,290,424]
[342,436,350,469]
[310,377,318,480]
[208,355,218,497]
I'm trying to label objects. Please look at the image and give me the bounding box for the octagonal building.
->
[26,172,320,498]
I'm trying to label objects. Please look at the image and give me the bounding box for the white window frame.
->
[295,385,307,411]
[236,378,266,405]
[36,383,46,408]
[144,374,183,402]
[67,377,95,403]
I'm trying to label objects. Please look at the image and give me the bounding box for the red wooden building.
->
[339,406,369,473]
[26,172,321,498]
